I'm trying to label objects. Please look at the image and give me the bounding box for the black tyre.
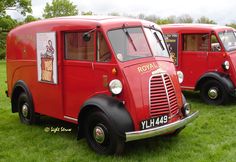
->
[18,93,37,124]
[200,80,229,105]
[84,111,124,155]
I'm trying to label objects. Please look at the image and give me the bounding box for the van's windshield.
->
[218,30,236,52]
[144,27,169,57]
[108,27,169,62]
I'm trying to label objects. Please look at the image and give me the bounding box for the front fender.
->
[79,94,134,138]
[195,72,235,96]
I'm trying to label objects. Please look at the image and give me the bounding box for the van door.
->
[180,33,210,88]
[62,31,96,121]
[208,34,225,71]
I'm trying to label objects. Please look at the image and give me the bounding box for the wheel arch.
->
[77,94,134,139]
[195,72,235,96]
[11,80,34,113]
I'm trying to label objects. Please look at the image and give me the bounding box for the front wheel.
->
[84,111,124,155]
[200,80,229,105]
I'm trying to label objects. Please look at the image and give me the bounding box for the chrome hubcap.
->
[22,104,29,118]
[93,126,105,144]
[208,88,218,99]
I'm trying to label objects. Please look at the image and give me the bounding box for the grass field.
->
[0,60,236,162]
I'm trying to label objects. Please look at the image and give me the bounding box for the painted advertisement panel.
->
[36,32,58,84]
[164,34,178,65]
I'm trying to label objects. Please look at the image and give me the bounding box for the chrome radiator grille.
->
[149,74,179,118]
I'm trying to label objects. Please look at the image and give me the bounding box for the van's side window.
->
[65,32,94,61]
[211,34,221,52]
[183,34,209,51]
[97,32,111,62]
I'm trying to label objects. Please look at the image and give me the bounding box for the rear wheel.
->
[84,111,124,155]
[18,93,38,124]
[200,80,229,105]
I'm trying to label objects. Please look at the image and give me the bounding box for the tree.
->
[156,18,170,25]
[145,14,158,23]
[24,15,40,23]
[166,16,177,24]
[81,11,93,16]
[177,14,193,23]
[226,23,236,29]
[0,0,32,16]
[0,15,18,60]
[108,12,120,16]
[43,0,78,18]
[0,15,17,31]
[0,31,7,59]
[123,13,135,18]
[197,16,216,24]
[137,13,145,20]
[156,16,177,25]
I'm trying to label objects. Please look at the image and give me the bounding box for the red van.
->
[162,24,236,105]
[6,17,198,154]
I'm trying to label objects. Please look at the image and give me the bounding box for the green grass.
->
[1,60,236,161]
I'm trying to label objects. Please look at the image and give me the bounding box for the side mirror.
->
[83,33,91,42]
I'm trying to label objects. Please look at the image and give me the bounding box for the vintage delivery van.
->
[162,24,236,105]
[6,17,198,154]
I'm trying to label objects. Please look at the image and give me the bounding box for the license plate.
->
[140,115,168,130]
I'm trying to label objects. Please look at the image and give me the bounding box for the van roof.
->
[161,23,233,32]
[48,16,148,24]
[55,16,121,21]
[11,16,161,32]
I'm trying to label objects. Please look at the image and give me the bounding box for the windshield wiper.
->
[153,32,165,50]
[122,25,137,51]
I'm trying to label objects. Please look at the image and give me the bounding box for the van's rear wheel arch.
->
[11,81,39,124]
[12,86,25,113]
[18,92,37,124]
[11,81,34,113]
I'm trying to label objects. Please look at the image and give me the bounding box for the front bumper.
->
[125,111,199,142]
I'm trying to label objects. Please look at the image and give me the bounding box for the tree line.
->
[1,0,236,59]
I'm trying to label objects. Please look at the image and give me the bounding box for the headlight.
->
[109,79,123,95]
[222,61,230,70]
[183,103,191,116]
[177,71,184,83]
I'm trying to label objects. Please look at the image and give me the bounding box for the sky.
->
[6,0,236,25]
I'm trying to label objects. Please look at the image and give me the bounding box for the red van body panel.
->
[6,17,198,146]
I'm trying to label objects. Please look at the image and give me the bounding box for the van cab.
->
[162,24,236,105]
[6,17,198,154]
